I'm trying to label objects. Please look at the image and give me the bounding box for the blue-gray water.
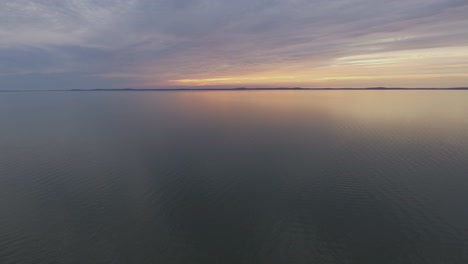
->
[1,91,468,263]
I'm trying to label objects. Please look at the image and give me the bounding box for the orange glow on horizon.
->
[131,46,468,88]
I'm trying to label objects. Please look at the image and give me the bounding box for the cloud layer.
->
[1,0,468,89]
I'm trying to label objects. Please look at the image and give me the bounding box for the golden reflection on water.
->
[139,91,468,141]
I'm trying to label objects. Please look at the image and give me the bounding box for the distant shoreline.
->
[1,87,468,92]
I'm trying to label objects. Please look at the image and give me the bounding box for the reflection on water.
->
[0,91,468,263]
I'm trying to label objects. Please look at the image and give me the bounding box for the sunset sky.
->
[1,0,468,89]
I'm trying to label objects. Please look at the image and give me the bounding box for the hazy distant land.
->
[1,87,468,92]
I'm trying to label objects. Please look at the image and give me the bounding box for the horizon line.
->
[1,87,468,92]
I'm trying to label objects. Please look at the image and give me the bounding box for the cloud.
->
[1,0,468,89]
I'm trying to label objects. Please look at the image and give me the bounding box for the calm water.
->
[1,91,468,263]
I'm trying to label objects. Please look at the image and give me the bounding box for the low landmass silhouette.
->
[1,87,468,92]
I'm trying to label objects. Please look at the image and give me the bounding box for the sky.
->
[1,0,468,89]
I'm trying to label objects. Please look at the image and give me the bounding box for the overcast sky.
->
[1,0,468,89]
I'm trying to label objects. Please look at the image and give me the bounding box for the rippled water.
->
[1,91,468,263]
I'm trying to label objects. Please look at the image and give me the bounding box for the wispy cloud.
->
[1,0,468,89]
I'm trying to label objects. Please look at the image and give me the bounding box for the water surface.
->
[1,91,468,263]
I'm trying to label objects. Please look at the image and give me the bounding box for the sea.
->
[1,91,467,263]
